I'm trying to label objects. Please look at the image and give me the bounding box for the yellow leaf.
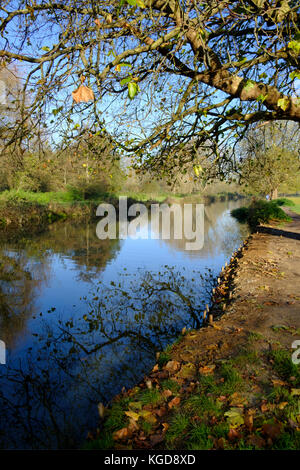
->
[125,410,140,421]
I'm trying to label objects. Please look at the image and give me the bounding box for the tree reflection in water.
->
[0,266,214,449]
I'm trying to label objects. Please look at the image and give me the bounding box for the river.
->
[0,198,248,449]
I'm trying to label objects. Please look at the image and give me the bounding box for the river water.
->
[0,199,248,449]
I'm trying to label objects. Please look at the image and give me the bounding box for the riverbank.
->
[86,209,300,450]
[0,189,244,241]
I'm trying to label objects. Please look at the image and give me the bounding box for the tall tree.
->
[0,1,299,177]
[237,121,300,198]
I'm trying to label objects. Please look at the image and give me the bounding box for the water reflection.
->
[0,199,248,449]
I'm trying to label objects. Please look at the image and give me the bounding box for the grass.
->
[85,330,300,451]
[285,197,300,215]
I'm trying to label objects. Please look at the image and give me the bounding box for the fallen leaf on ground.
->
[113,427,132,441]
[224,408,244,427]
[125,410,140,422]
[162,423,169,432]
[199,365,216,375]
[228,428,241,441]
[278,402,288,410]
[272,379,288,387]
[177,363,197,379]
[164,360,181,373]
[162,389,173,398]
[247,434,266,448]
[262,423,282,440]
[150,433,164,446]
[244,412,254,432]
[168,397,181,409]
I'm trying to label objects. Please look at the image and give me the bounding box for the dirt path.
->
[171,209,300,363]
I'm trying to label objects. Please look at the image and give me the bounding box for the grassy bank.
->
[85,336,300,450]
[0,188,245,240]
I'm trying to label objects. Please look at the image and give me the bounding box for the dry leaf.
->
[94,18,101,27]
[168,397,181,409]
[262,423,282,440]
[125,410,140,422]
[97,402,105,418]
[113,427,132,441]
[271,379,288,387]
[150,433,164,446]
[72,85,94,103]
[162,389,173,398]
[228,428,240,441]
[162,422,169,432]
[199,364,216,375]
[247,434,266,448]
[146,379,153,389]
[244,413,253,432]
[165,360,181,373]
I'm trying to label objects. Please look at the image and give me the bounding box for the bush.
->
[231,199,291,229]
[273,198,295,207]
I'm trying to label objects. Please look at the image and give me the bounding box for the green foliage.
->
[273,198,295,207]
[269,349,300,386]
[231,199,292,229]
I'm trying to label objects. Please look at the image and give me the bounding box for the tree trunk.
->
[270,188,278,200]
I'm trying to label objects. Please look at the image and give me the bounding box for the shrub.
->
[231,199,291,229]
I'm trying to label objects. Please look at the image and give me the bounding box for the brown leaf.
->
[152,364,159,372]
[72,85,94,103]
[272,379,288,387]
[199,364,216,375]
[247,434,266,449]
[278,402,288,410]
[162,422,169,432]
[262,423,282,440]
[216,437,225,450]
[113,427,132,441]
[244,413,253,432]
[150,433,164,446]
[164,360,181,373]
[154,407,167,417]
[162,389,173,398]
[228,428,241,441]
[94,18,101,27]
[260,401,269,413]
[168,397,181,409]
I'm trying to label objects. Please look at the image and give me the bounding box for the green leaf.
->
[136,0,145,7]
[128,82,138,99]
[126,0,137,6]
[289,71,300,80]
[277,97,289,111]
[41,46,50,52]
[257,94,267,103]
[120,77,132,86]
[243,79,255,91]
[193,165,203,177]
[288,40,300,54]
[224,408,244,428]
[259,72,268,79]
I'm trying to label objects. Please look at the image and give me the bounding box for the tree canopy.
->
[0,1,299,177]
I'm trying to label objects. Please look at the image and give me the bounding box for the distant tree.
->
[237,121,300,198]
